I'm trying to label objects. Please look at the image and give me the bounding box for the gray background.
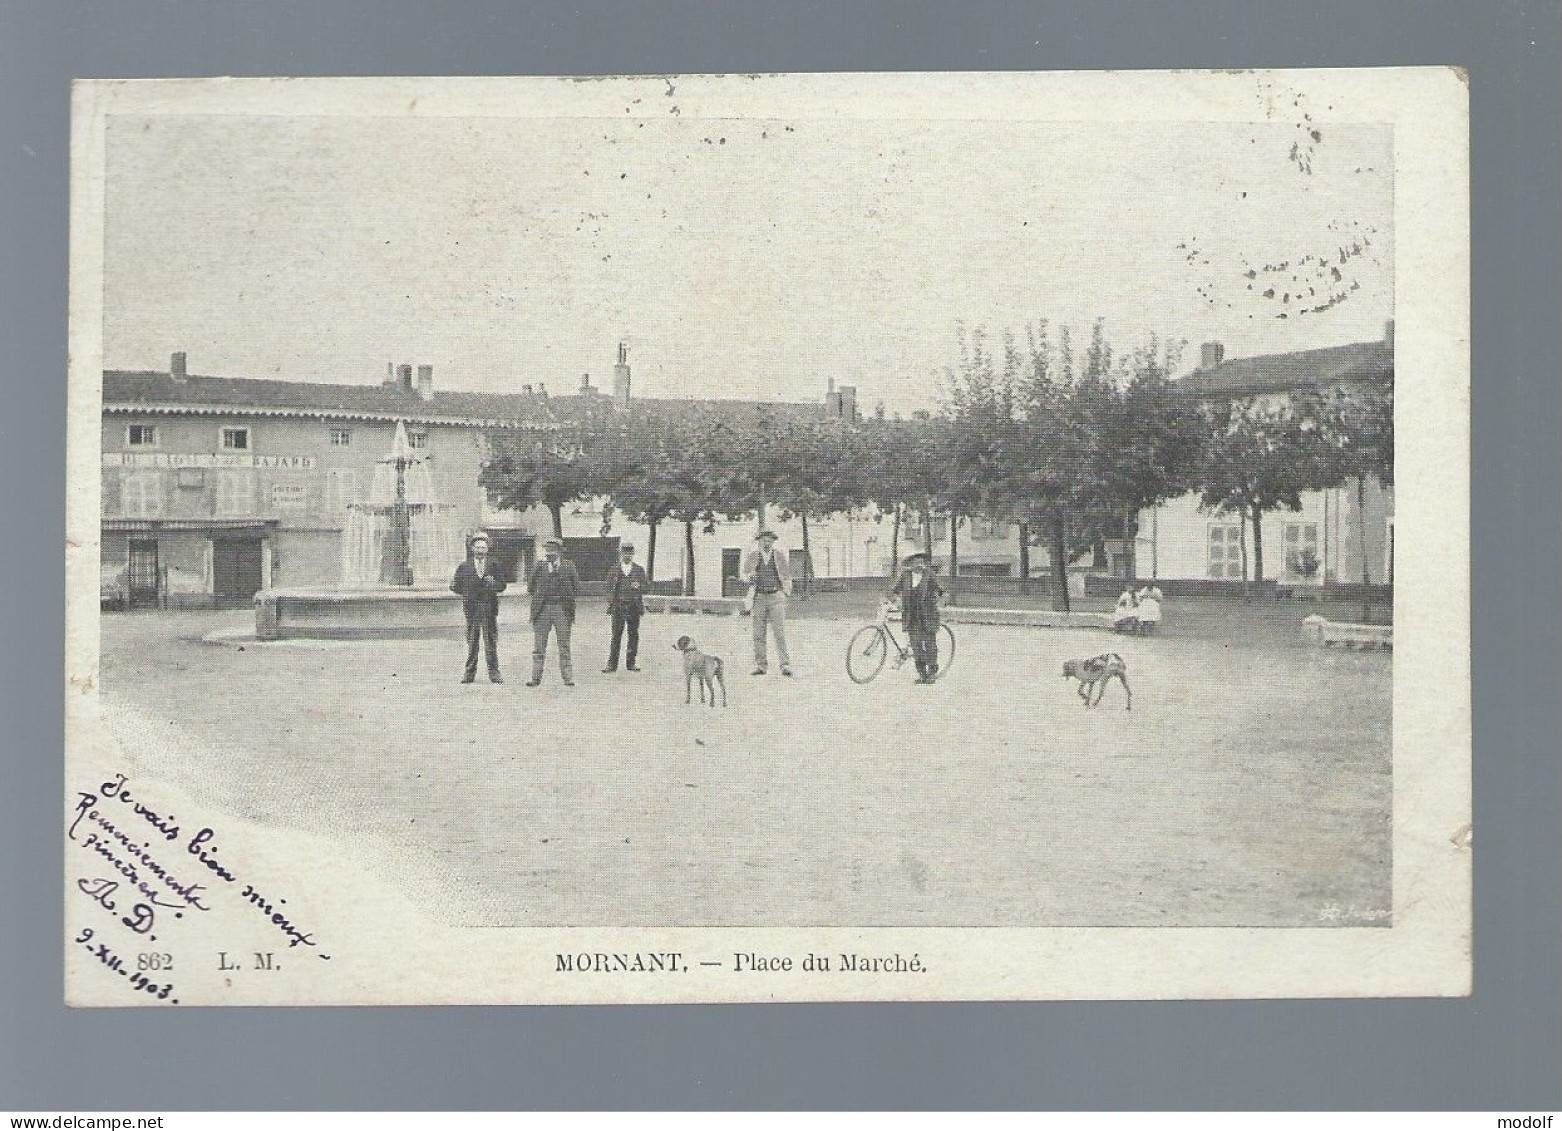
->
[2,0,1556,1111]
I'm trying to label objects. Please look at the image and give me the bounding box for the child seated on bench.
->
[1111,587,1140,633]
[1135,584,1162,633]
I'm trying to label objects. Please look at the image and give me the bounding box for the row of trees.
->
[478,319,1393,609]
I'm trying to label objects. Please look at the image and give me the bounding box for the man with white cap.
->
[603,541,648,673]
[450,530,506,684]
[740,529,793,677]
[527,537,580,686]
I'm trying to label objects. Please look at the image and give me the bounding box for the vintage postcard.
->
[65,69,1469,1005]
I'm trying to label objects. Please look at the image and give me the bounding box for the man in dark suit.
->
[603,541,648,673]
[887,551,944,684]
[450,531,507,684]
[527,537,580,686]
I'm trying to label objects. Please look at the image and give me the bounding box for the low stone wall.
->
[256,587,531,640]
[1302,614,1393,650]
[642,594,747,616]
[942,606,1113,631]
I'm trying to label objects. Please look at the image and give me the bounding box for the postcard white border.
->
[65,69,1469,1004]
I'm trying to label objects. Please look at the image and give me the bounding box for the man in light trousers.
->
[741,529,793,677]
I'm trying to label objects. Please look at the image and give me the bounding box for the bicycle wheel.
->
[846,625,888,684]
[934,623,956,680]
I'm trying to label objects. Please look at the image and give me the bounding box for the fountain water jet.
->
[339,421,463,589]
[256,421,488,640]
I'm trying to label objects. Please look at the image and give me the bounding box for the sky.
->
[103,113,1393,413]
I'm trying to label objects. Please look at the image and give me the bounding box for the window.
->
[407,428,428,451]
[216,471,255,516]
[122,471,162,518]
[974,519,1010,541]
[221,427,250,451]
[1283,521,1321,579]
[329,428,352,447]
[1207,523,1244,580]
[325,469,358,516]
[126,425,158,447]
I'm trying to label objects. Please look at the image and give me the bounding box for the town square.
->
[90,77,1397,935]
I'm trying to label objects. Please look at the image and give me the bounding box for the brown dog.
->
[674,635,727,708]
[1062,653,1131,710]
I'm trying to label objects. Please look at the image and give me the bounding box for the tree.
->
[1197,392,1336,583]
[1089,339,1208,580]
[942,327,1015,600]
[1006,320,1103,612]
[595,410,690,581]
[764,418,873,593]
[480,403,614,539]
[860,412,956,580]
[1319,381,1393,618]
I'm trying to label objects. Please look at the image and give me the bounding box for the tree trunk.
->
[646,521,657,582]
[683,520,696,596]
[890,504,902,572]
[1122,508,1137,582]
[922,505,933,565]
[1018,521,1030,588]
[1238,511,1250,597]
[548,502,564,540]
[1358,476,1372,622]
[948,513,960,606]
[1250,502,1265,586]
[1049,513,1070,613]
[800,513,812,597]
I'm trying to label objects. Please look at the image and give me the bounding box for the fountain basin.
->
[256,586,529,640]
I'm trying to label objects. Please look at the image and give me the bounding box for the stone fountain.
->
[255,422,483,640]
[339,421,463,589]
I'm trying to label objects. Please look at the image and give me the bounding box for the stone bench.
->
[940,606,1114,630]
[1303,614,1393,650]
[642,594,748,616]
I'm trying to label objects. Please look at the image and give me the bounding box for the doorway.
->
[127,540,160,608]
[213,539,265,606]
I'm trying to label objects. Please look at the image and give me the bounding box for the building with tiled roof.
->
[1133,324,1395,587]
[100,348,864,608]
[1175,326,1394,402]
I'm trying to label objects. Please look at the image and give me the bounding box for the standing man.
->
[603,541,647,673]
[888,551,944,684]
[450,530,506,684]
[527,537,580,687]
[741,529,793,677]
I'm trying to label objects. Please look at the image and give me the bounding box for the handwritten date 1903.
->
[74,927,178,1004]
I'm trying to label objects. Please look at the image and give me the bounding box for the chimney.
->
[170,351,187,382]
[1200,342,1225,368]
[837,384,859,422]
[523,384,533,395]
[1384,319,1395,348]
[416,364,433,400]
[580,372,595,396]
[397,363,414,391]
[612,343,631,409]
[537,382,547,398]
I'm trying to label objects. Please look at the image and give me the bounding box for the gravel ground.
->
[97,603,1392,927]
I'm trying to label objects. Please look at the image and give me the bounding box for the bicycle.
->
[845,602,956,685]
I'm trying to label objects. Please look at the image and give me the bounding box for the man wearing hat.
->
[887,551,944,684]
[527,537,581,686]
[740,529,793,677]
[450,530,507,684]
[603,541,648,673]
